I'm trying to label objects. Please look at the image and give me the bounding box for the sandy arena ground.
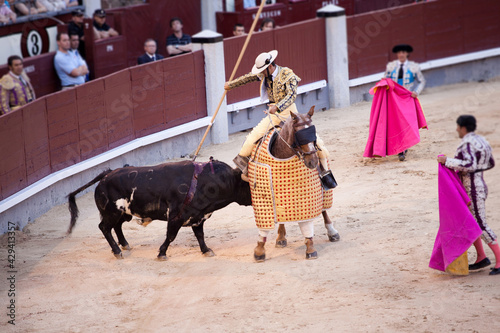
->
[1,78,500,332]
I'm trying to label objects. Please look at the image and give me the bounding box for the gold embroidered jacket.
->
[0,72,35,115]
[226,66,301,113]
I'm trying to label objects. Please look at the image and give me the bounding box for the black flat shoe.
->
[469,257,491,270]
[489,267,500,275]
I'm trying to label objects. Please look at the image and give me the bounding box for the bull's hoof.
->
[121,244,132,250]
[113,252,123,259]
[306,251,318,260]
[254,253,266,262]
[328,233,340,242]
[275,239,287,248]
[203,249,215,257]
[157,255,167,261]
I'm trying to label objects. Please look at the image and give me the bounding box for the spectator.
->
[69,32,80,54]
[38,0,66,12]
[260,18,275,31]
[244,0,256,8]
[0,55,35,115]
[65,0,78,7]
[67,8,85,58]
[14,0,47,16]
[137,38,164,65]
[166,17,192,57]
[233,23,245,36]
[0,1,16,24]
[54,32,88,90]
[93,9,119,40]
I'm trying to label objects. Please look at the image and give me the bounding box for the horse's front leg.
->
[276,224,287,247]
[254,229,270,262]
[299,221,318,260]
[322,211,340,242]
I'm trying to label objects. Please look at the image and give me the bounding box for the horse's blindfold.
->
[294,125,317,146]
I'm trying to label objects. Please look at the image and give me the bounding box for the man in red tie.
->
[0,55,35,115]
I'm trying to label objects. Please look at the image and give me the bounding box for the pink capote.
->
[429,162,482,272]
[363,78,427,158]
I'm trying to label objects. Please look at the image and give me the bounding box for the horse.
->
[248,106,339,262]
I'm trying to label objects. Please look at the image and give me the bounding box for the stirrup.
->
[320,170,337,190]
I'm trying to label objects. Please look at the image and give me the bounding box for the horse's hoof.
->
[157,255,167,261]
[254,253,266,262]
[306,251,318,260]
[328,233,340,242]
[275,239,287,248]
[203,249,215,257]
[121,244,132,251]
[113,252,123,259]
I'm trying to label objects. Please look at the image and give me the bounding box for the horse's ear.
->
[290,111,298,122]
[307,105,315,118]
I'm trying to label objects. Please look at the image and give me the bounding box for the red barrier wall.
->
[347,0,500,79]
[224,18,327,105]
[0,51,206,200]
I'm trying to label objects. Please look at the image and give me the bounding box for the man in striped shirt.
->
[438,115,500,275]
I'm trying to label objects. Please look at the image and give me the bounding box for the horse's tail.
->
[67,169,113,234]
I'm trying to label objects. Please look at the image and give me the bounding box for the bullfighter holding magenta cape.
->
[364,78,427,158]
[429,163,482,275]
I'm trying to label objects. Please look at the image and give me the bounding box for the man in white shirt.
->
[54,32,88,90]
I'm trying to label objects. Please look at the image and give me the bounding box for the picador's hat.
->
[252,50,278,74]
[392,44,413,53]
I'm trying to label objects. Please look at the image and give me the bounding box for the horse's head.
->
[290,106,318,169]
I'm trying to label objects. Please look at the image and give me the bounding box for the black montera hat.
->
[392,44,413,53]
[93,9,106,17]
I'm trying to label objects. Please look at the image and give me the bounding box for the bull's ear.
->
[291,111,298,122]
[307,105,315,118]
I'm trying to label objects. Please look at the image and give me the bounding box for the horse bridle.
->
[276,119,318,161]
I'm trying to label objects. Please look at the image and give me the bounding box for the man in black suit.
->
[137,39,164,65]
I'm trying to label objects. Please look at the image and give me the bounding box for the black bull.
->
[67,159,252,259]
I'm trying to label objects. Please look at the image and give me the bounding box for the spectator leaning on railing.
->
[166,17,192,57]
[0,1,16,24]
[93,8,119,40]
[38,0,66,12]
[0,55,35,115]
[54,32,88,90]
[65,0,78,8]
[13,0,47,16]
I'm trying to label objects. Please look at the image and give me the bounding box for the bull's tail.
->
[67,169,113,234]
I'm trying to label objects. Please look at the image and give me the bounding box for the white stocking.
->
[298,221,314,238]
[259,229,271,242]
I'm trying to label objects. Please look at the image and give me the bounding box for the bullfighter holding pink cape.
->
[429,162,482,275]
[363,78,427,160]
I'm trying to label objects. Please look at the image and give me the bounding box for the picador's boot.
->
[233,154,250,182]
